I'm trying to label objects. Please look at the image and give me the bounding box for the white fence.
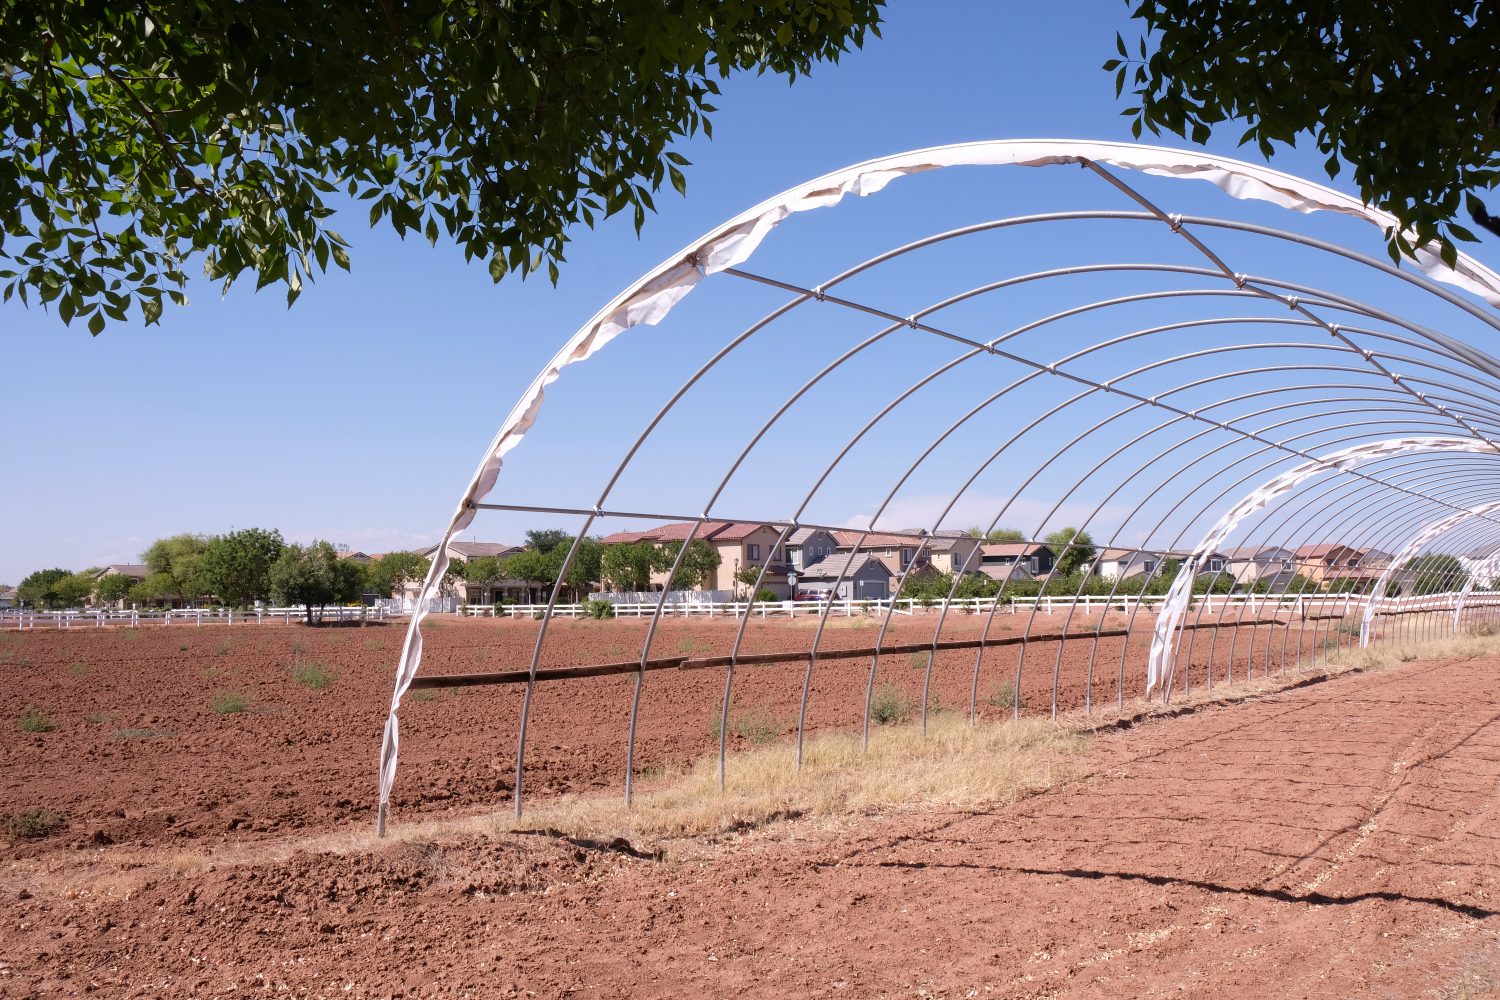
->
[1,605,389,630]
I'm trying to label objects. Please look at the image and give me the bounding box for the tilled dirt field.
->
[0,614,1337,850]
[2,635,1497,997]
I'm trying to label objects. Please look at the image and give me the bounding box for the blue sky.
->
[5,1,1499,585]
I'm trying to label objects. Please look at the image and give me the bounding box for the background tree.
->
[503,547,563,598]
[94,572,134,606]
[199,528,284,607]
[967,526,1025,543]
[366,551,430,599]
[734,564,764,599]
[1043,527,1096,577]
[0,1,884,331]
[1111,2,1498,262]
[600,541,659,592]
[52,569,97,607]
[463,555,503,604]
[559,537,603,601]
[268,540,359,626]
[17,567,71,608]
[142,534,210,604]
[523,529,573,555]
[1402,553,1469,597]
[658,539,722,590]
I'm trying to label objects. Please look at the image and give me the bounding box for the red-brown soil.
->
[0,614,1343,849]
[3,631,1497,997]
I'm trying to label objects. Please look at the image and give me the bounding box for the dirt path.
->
[6,655,1499,998]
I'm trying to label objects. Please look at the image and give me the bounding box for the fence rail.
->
[1,605,388,630]
[457,591,1428,620]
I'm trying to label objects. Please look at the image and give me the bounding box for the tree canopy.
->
[17,567,72,608]
[1043,527,1096,577]
[1,0,884,332]
[1112,2,1499,263]
[199,527,284,607]
[267,540,361,625]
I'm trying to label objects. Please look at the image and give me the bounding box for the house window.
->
[747,544,760,561]
[884,548,894,556]
[901,547,913,567]
[1144,560,1155,573]
[1029,557,1039,573]
[1208,558,1224,572]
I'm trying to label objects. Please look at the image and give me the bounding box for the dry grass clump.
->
[486,711,1088,844]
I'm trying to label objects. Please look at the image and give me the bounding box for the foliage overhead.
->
[1111,1,1499,265]
[0,0,884,331]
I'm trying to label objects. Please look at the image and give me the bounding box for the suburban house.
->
[829,530,931,588]
[410,541,529,604]
[0,587,16,609]
[923,530,985,577]
[1093,548,1165,580]
[1222,545,1299,590]
[90,564,150,608]
[785,528,838,576]
[336,550,380,564]
[794,552,893,601]
[599,522,793,597]
[978,543,1055,581]
[1293,544,1389,591]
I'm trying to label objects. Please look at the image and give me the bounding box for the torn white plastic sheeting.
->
[1357,501,1500,646]
[378,139,1500,832]
[1146,436,1498,695]
[1452,546,1500,629]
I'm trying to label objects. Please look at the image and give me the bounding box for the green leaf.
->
[88,310,106,335]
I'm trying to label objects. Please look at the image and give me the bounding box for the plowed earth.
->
[6,619,1494,998]
[1,614,1336,848]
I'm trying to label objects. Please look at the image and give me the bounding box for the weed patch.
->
[211,691,249,714]
[870,684,913,725]
[18,708,55,733]
[409,688,439,702]
[68,661,89,676]
[3,808,63,841]
[987,683,1018,710]
[710,707,785,745]
[290,661,335,690]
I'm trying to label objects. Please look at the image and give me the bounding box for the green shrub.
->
[584,598,616,620]
[909,651,932,670]
[3,808,63,841]
[291,640,307,655]
[754,588,778,603]
[178,642,190,652]
[869,684,912,725]
[18,708,55,733]
[211,691,249,714]
[290,661,335,689]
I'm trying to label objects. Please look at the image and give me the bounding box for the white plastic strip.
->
[1358,501,1500,645]
[379,140,1500,829]
[1146,436,1496,694]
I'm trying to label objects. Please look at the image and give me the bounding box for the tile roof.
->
[798,552,893,580]
[419,541,521,560]
[830,529,923,549]
[980,543,1051,558]
[96,564,148,579]
[787,527,833,546]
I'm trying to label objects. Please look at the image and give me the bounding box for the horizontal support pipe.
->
[408,614,1345,689]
